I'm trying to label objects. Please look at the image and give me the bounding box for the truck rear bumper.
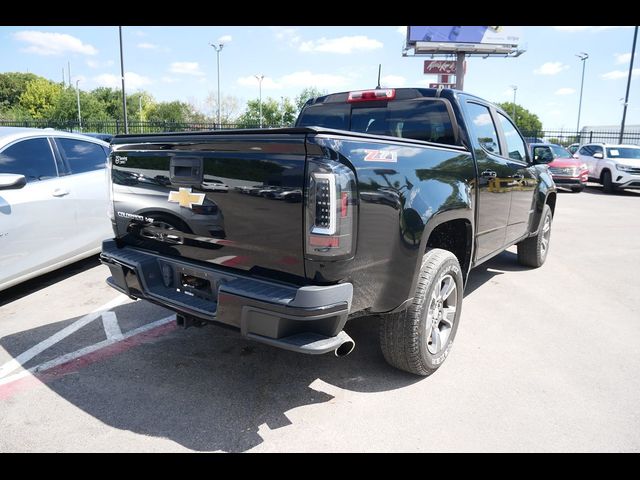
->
[100,239,354,355]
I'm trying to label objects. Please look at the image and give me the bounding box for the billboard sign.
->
[429,83,456,89]
[424,60,456,74]
[407,26,520,46]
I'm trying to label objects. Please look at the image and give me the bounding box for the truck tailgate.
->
[110,132,307,282]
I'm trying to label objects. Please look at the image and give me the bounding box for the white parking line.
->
[101,311,123,341]
[0,294,129,380]
[0,315,175,388]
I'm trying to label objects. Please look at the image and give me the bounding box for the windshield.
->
[607,147,640,159]
[549,145,572,158]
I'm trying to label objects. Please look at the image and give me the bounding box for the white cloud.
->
[273,27,301,47]
[137,42,158,50]
[86,59,114,69]
[601,68,639,80]
[161,76,178,84]
[396,26,406,36]
[135,30,147,37]
[381,75,406,87]
[93,72,152,90]
[13,30,97,56]
[534,62,569,75]
[218,35,232,43]
[555,87,575,95]
[169,62,204,76]
[553,26,633,32]
[299,35,383,54]
[237,70,351,90]
[615,53,632,64]
[473,113,493,127]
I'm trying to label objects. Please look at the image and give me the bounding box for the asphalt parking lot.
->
[1,184,639,452]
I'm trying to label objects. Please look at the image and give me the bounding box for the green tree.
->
[237,97,297,127]
[19,78,62,119]
[295,87,326,113]
[0,72,41,111]
[496,102,543,134]
[50,86,111,123]
[146,100,192,123]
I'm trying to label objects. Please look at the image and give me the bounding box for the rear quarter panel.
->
[306,134,475,313]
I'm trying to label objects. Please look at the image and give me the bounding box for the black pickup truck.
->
[100,88,556,376]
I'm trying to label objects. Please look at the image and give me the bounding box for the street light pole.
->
[619,26,638,144]
[576,52,589,136]
[119,26,128,134]
[255,74,264,128]
[75,79,82,132]
[209,42,224,127]
[510,85,517,121]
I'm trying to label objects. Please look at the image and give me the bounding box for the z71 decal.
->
[363,149,398,163]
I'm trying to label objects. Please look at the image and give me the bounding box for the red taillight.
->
[347,89,395,103]
[305,159,357,260]
[341,192,348,218]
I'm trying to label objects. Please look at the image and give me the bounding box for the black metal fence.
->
[520,129,640,146]
[0,119,284,134]
[1,119,639,145]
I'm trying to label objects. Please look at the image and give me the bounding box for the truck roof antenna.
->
[376,64,381,89]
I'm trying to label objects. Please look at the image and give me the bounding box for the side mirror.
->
[593,152,604,159]
[0,173,26,190]
[532,147,552,164]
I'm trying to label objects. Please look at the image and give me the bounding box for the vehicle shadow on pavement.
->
[0,255,101,307]
[1,301,421,452]
[464,250,529,297]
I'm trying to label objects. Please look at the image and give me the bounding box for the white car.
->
[201,178,229,192]
[0,127,113,291]
[575,143,640,193]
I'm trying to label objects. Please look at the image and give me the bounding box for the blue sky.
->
[1,26,637,130]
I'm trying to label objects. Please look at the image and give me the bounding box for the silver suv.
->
[575,143,640,193]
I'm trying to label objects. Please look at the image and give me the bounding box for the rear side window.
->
[55,138,107,174]
[465,103,501,154]
[0,137,57,182]
[297,99,456,145]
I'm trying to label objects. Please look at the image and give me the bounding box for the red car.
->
[530,143,588,192]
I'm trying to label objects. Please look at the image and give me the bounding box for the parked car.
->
[575,143,640,193]
[101,87,556,377]
[82,132,114,143]
[529,143,588,192]
[567,143,580,155]
[201,177,229,192]
[0,127,113,291]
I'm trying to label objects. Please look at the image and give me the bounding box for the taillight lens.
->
[305,159,357,259]
[106,153,115,223]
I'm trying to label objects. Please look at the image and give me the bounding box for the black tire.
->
[571,185,584,193]
[602,170,614,194]
[380,248,463,376]
[517,204,552,268]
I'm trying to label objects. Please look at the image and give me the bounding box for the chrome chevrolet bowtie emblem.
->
[168,188,205,209]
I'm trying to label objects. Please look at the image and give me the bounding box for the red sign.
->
[429,83,456,89]
[424,60,456,74]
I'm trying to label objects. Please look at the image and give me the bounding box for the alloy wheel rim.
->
[425,273,457,355]
[541,213,551,256]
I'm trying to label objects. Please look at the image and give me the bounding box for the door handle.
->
[481,170,497,178]
[52,188,69,197]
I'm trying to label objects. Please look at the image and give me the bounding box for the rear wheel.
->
[517,204,552,268]
[602,170,614,194]
[380,249,463,376]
